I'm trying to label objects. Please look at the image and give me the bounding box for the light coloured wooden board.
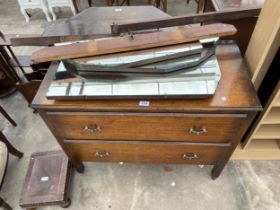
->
[274,96,280,107]
[262,107,280,124]
[232,140,280,160]
[277,140,280,149]
[254,124,280,139]
[271,89,280,107]
[245,0,280,90]
[242,82,280,148]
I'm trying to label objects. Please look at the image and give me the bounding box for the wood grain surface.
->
[245,0,280,90]
[32,24,237,63]
[64,139,230,164]
[111,8,260,34]
[33,44,261,179]
[46,112,246,143]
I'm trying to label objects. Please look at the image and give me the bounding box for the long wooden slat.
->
[10,33,113,46]
[32,23,236,63]
[0,33,40,46]
[111,8,260,34]
[10,9,259,47]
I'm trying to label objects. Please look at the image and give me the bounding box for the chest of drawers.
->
[32,44,262,179]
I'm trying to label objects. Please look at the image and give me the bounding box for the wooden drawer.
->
[64,140,230,165]
[46,112,246,143]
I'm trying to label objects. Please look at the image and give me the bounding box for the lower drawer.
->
[64,140,230,165]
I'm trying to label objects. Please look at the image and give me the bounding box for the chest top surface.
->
[32,44,261,112]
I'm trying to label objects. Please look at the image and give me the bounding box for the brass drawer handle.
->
[183,153,199,160]
[189,127,208,135]
[95,151,110,158]
[83,124,101,133]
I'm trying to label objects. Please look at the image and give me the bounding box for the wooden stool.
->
[19,151,72,210]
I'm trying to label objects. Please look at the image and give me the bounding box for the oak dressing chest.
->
[32,43,261,179]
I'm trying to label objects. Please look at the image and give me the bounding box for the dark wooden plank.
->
[32,24,237,63]
[0,33,40,46]
[111,8,260,34]
[10,34,113,46]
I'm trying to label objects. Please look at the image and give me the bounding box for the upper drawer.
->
[45,112,247,142]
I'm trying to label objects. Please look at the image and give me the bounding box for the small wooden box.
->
[19,150,72,209]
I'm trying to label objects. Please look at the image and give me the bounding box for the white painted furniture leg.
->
[20,8,30,22]
[49,6,56,21]
[70,3,77,15]
[42,4,52,22]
